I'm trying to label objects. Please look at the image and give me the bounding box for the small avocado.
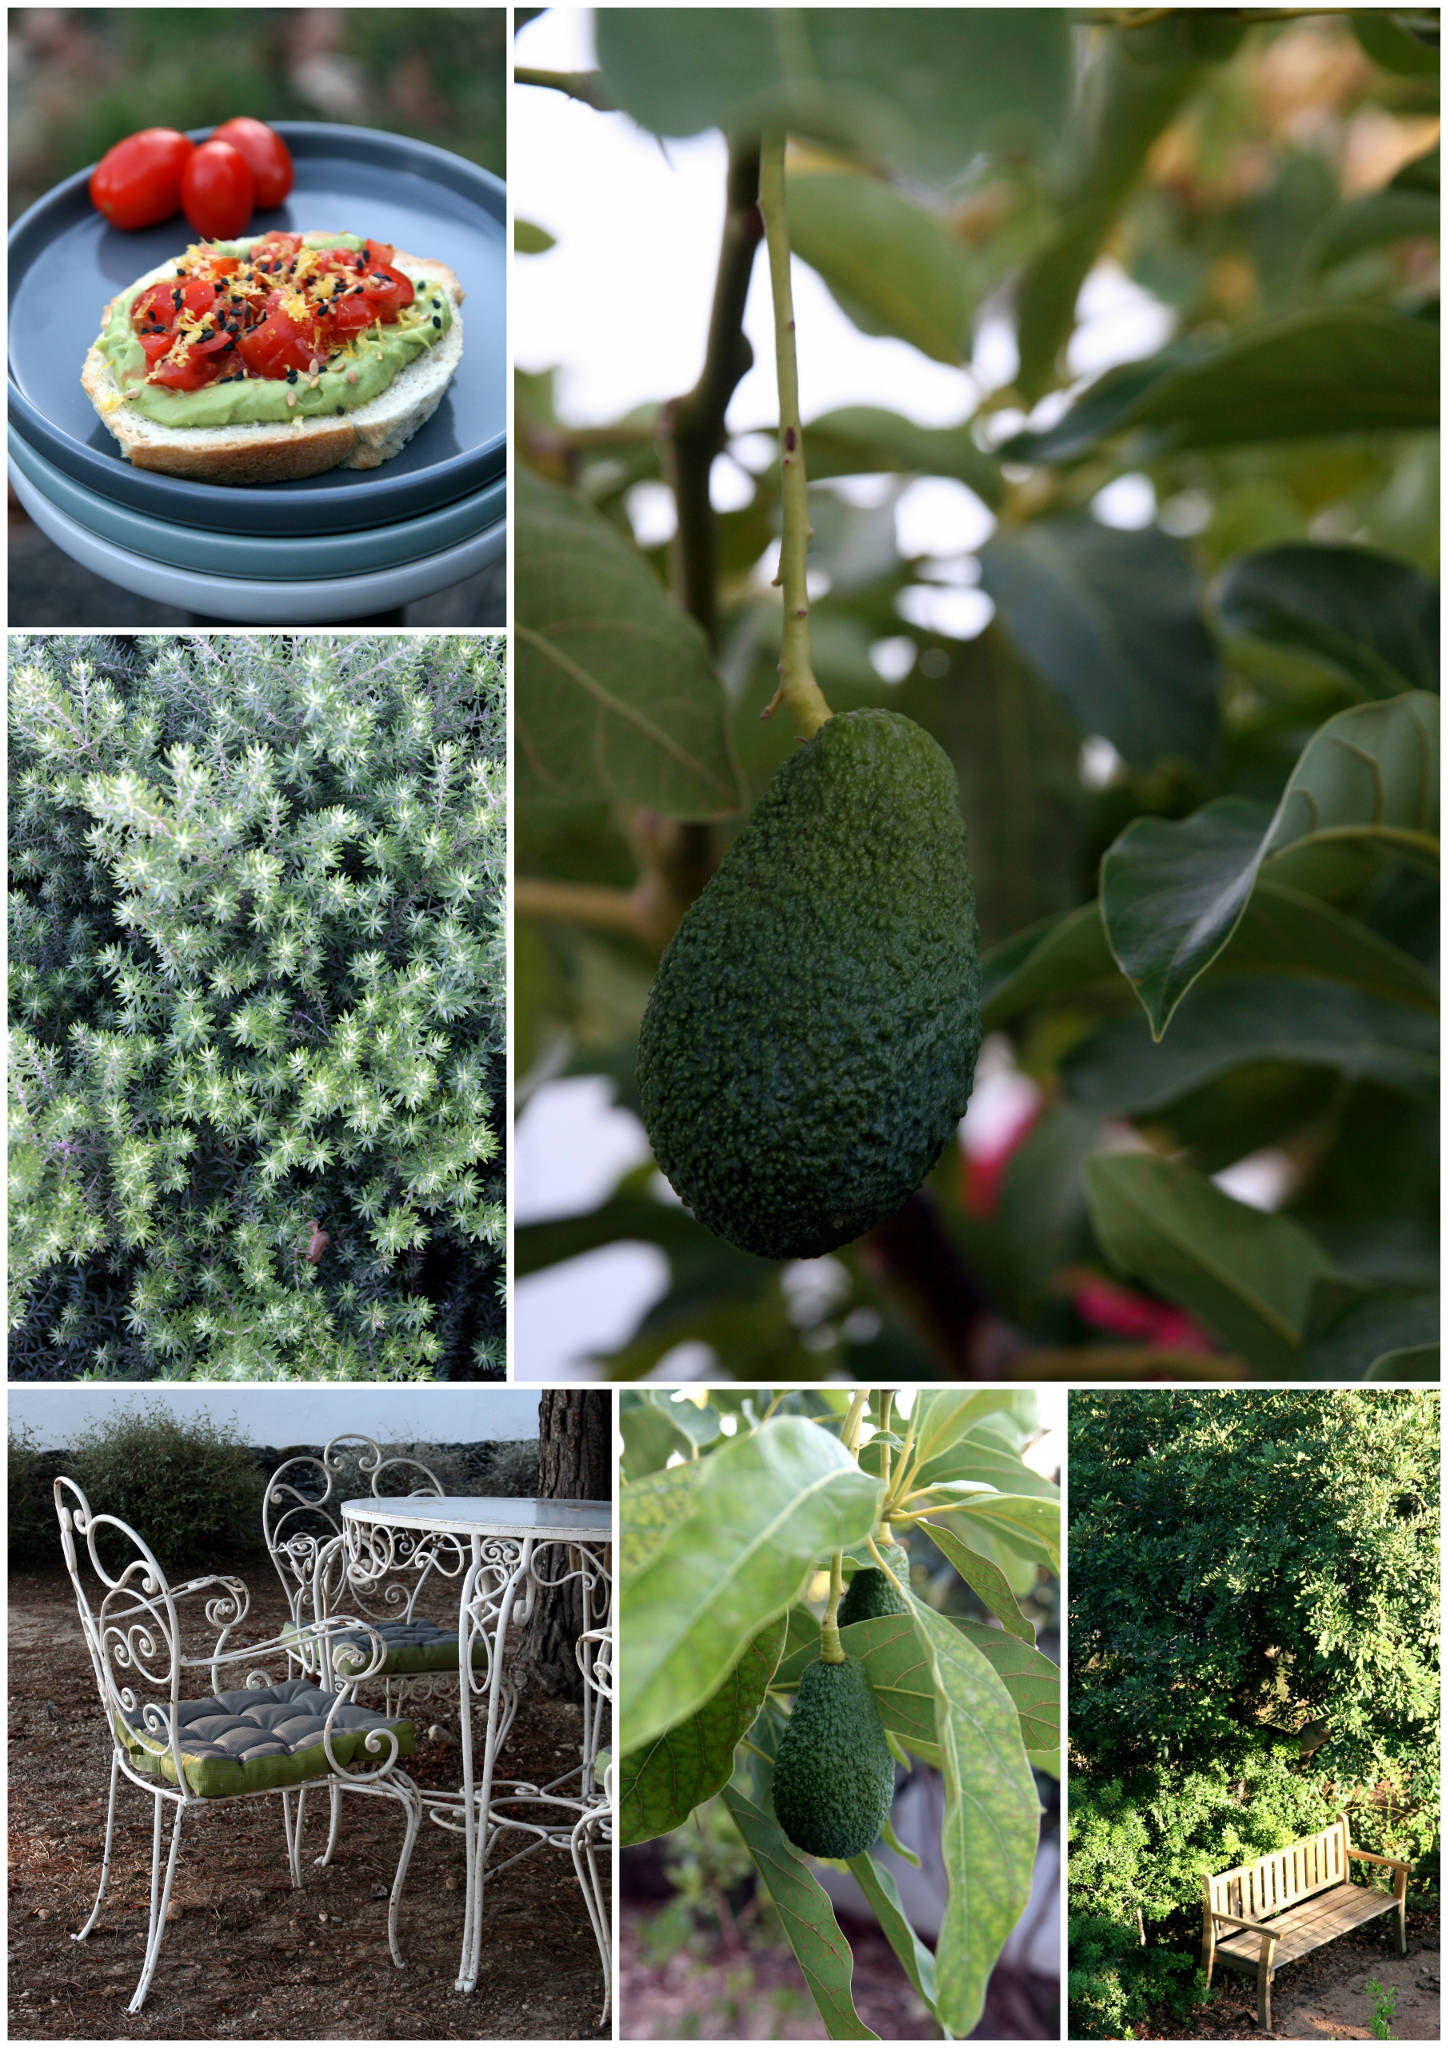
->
[772,1652,895,1860]
[839,1543,911,1626]
[636,709,981,1259]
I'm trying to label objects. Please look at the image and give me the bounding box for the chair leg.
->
[128,1796,184,2016]
[317,1777,343,1868]
[385,1778,423,1971]
[1397,1899,1408,1955]
[280,1789,304,1887]
[74,1752,121,1941]
[1257,1960,1271,2032]
[570,1812,612,2028]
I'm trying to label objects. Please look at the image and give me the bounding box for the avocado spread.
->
[98,233,452,428]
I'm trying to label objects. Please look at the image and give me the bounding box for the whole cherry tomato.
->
[181,140,255,239]
[89,127,194,230]
[210,117,294,209]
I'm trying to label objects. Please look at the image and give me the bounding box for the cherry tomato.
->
[210,117,294,210]
[148,351,226,392]
[181,139,254,239]
[89,128,194,231]
[235,294,323,378]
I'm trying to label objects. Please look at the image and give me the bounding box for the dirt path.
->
[1143,1910,1439,2040]
[8,1567,608,2040]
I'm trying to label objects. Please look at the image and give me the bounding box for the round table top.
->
[340,1495,612,1543]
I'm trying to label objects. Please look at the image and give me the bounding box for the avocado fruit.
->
[636,709,981,1259]
[839,1543,911,1625]
[772,1652,895,1860]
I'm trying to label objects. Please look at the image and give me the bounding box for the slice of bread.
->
[81,242,464,485]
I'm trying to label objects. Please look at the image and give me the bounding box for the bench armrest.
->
[1348,1848,1412,1875]
[1210,1910,1281,1949]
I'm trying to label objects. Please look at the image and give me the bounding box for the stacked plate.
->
[8,122,506,622]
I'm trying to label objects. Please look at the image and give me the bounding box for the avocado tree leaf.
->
[595,8,1071,185]
[978,516,1221,769]
[1366,1344,1440,1379]
[1296,1280,1440,1378]
[912,1426,1063,1504]
[1351,9,1441,75]
[939,1493,1061,1577]
[1083,1151,1338,1366]
[1002,308,1440,463]
[1101,693,1440,1037]
[619,1390,697,1478]
[722,1785,879,2040]
[907,1389,1031,1474]
[619,1613,788,1845]
[775,1611,941,1765]
[1064,976,1440,1114]
[787,168,972,366]
[515,466,741,818]
[847,1852,940,2018]
[803,406,1004,505]
[905,1592,1041,2038]
[621,1462,702,1580]
[918,1518,1037,1644]
[622,1417,882,1753]
[953,1617,1060,1768]
[1216,544,1440,701]
[1302,184,1440,273]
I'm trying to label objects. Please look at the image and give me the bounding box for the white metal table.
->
[338,1495,612,1994]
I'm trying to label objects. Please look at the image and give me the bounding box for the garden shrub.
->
[68,1403,267,1574]
[9,634,506,1380]
[8,1424,72,1568]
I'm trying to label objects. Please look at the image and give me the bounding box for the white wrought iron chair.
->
[572,1625,614,2026]
[56,1476,422,2015]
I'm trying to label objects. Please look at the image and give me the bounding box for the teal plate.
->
[9,425,504,582]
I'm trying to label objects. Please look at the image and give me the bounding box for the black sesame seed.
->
[336,405,345,415]
[431,315,440,329]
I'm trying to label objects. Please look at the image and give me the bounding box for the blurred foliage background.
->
[516,8,1439,1382]
[8,6,506,220]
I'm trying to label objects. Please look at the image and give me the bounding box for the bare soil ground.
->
[1142,1909,1440,2040]
[8,1566,608,2041]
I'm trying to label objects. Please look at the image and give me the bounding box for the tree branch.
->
[514,65,615,112]
[664,137,764,647]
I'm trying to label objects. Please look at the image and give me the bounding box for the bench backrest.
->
[1206,1818,1348,1923]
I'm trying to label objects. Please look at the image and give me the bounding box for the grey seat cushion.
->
[287,1616,485,1677]
[118,1676,415,1799]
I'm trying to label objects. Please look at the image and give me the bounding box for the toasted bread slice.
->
[81,243,464,485]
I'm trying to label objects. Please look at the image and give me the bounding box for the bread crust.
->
[80,239,464,485]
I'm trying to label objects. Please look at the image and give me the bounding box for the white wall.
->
[7,1384,539,1451]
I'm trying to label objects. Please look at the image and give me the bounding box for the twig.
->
[758,132,832,741]
[513,875,648,938]
[513,65,615,112]
[665,138,763,645]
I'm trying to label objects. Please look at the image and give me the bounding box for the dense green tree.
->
[10,633,506,1381]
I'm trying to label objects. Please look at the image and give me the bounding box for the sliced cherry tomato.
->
[234,294,322,378]
[361,239,398,271]
[362,265,415,320]
[210,117,294,210]
[89,128,194,231]
[148,351,227,392]
[181,139,254,239]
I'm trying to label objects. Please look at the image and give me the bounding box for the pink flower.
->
[1070,1274,1216,1352]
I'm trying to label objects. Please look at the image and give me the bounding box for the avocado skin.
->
[839,1544,911,1625]
[636,709,981,1259]
[772,1653,895,1860]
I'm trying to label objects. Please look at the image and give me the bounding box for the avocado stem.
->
[821,1548,846,1662]
[758,131,832,744]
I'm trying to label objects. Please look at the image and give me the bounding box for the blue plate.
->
[9,424,505,581]
[9,122,504,536]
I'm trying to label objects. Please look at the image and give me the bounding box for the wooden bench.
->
[1202,1815,1411,2030]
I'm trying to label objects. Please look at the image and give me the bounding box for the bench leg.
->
[1257,1959,1272,2032]
[1202,1940,1215,1991]
[1397,1900,1407,1955]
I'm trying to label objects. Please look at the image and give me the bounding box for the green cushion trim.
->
[116,1678,415,1800]
[282,1616,488,1676]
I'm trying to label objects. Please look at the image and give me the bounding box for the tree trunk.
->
[523,1391,611,1698]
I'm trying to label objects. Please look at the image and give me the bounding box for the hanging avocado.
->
[839,1542,911,1625]
[772,1651,896,1860]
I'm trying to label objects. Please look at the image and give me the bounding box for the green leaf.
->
[1216,544,1439,701]
[1083,1152,1338,1364]
[912,1425,1062,1505]
[848,1852,940,2016]
[905,1593,1041,2037]
[775,1612,941,1766]
[1366,1344,1440,1379]
[979,517,1221,769]
[787,168,970,366]
[723,1785,878,2040]
[918,1519,1036,1644]
[941,1493,1061,1577]
[1065,976,1439,1114]
[621,1462,702,1580]
[1002,309,1440,463]
[803,405,1004,506]
[1303,185,1440,273]
[619,1613,788,1844]
[908,1390,1025,1474]
[622,1417,882,1753]
[595,8,1072,185]
[513,217,556,255]
[1102,694,1440,1037]
[952,1617,1060,1767]
[1351,10,1441,75]
[515,467,741,818]
[620,1390,695,1477]
[1299,1283,1440,1378]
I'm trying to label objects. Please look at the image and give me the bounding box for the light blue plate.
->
[9,426,504,581]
